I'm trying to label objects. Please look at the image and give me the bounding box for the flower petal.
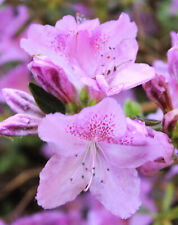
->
[38,113,88,156]
[37,154,90,209]
[2,88,43,117]
[38,98,126,155]
[75,97,127,141]
[107,63,155,96]
[0,114,40,136]
[98,131,172,168]
[90,162,141,219]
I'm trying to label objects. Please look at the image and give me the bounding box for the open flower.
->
[21,13,155,99]
[36,98,173,219]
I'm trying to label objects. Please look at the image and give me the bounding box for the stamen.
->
[83,143,96,192]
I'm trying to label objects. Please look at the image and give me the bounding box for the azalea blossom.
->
[21,13,155,98]
[36,97,173,219]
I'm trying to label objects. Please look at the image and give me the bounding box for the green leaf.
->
[29,83,65,114]
[166,207,178,219]
[124,99,142,118]
[162,183,174,211]
[136,117,163,131]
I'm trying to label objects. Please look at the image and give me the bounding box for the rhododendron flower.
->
[36,98,173,219]
[21,13,155,98]
[0,88,44,136]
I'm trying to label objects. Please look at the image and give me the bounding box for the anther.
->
[93,173,95,177]
[75,154,78,157]
[100,180,104,183]
[81,175,84,179]
[82,162,85,166]
[107,168,110,171]
[70,178,73,181]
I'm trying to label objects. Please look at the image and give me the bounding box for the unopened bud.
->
[143,75,173,114]
[163,109,178,133]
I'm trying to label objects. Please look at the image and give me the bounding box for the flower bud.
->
[28,56,77,104]
[143,74,173,114]
[163,109,178,133]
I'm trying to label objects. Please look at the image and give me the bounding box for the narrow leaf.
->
[29,83,65,114]
[163,183,174,211]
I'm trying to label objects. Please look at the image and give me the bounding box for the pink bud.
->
[2,88,44,117]
[28,56,77,104]
[163,109,178,133]
[143,74,173,114]
[0,114,40,136]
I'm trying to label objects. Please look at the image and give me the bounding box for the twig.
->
[0,168,41,199]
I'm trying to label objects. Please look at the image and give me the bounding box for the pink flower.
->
[0,5,29,65]
[36,98,173,219]
[21,14,155,98]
